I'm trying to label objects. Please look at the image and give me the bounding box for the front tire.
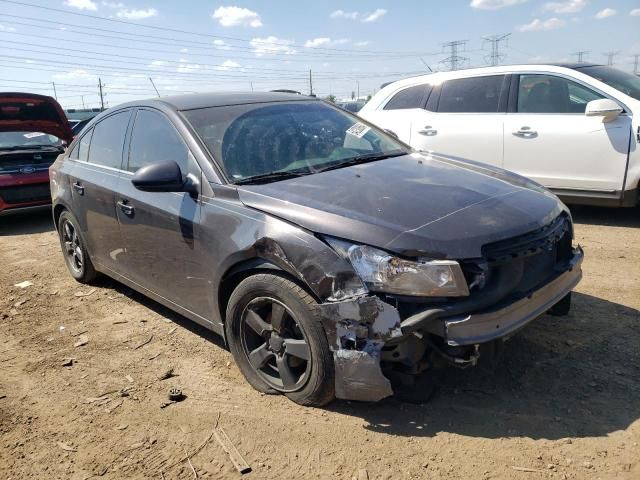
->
[225,273,335,406]
[57,210,97,283]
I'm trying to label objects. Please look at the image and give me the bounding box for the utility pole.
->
[356,80,360,100]
[572,51,590,63]
[603,51,620,66]
[482,33,511,66]
[633,54,640,75]
[81,95,85,109]
[51,82,58,100]
[149,77,160,97]
[250,81,254,92]
[308,69,313,96]
[98,78,105,111]
[441,40,468,71]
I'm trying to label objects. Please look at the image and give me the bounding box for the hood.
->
[237,153,566,259]
[0,92,73,144]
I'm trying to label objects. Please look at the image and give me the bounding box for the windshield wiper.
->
[234,170,308,185]
[314,150,406,173]
[0,144,63,151]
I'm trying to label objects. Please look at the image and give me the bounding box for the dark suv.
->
[51,92,583,406]
[0,93,72,214]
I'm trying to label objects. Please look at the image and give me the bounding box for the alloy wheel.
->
[61,219,83,275]
[240,297,311,392]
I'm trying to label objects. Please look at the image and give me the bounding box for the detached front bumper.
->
[314,246,584,402]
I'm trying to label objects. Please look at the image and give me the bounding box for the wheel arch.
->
[52,202,68,231]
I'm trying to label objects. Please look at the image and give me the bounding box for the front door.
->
[503,74,632,195]
[114,108,210,318]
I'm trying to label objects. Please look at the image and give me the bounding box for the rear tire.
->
[57,210,97,283]
[225,273,335,406]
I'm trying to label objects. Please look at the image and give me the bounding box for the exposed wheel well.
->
[217,259,319,326]
[53,204,67,231]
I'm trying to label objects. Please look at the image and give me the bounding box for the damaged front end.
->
[313,213,584,403]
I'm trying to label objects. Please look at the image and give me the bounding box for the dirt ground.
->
[1,206,639,480]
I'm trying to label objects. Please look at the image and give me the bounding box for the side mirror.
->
[132,160,186,192]
[585,99,623,122]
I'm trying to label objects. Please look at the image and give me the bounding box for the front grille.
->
[482,214,571,263]
[0,184,51,204]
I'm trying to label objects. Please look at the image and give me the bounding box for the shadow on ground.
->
[570,205,640,228]
[330,292,640,440]
[0,208,54,236]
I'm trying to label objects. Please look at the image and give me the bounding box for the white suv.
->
[359,64,640,207]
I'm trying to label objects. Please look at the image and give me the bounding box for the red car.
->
[0,93,73,214]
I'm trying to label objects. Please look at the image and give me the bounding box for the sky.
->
[0,0,639,109]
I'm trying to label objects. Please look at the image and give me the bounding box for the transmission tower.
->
[603,51,620,66]
[572,51,590,63]
[441,40,468,71]
[633,54,640,75]
[482,33,511,66]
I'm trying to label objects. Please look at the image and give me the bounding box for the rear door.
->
[115,108,209,316]
[503,73,632,195]
[70,109,132,273]
[410,75,508,167]
[363,84,432,144]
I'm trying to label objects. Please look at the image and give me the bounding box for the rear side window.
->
[438,75,505,113]
[88,111,131,169]
[127,110,189,173]
[383,85,431,110]
[77,128,93,162]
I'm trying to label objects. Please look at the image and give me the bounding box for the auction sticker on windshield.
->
[346,122,370,139]
[23,132,46,138]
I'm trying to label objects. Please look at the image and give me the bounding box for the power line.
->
[441,40,468,71]
[0,2,435,57]
[482,33,511,66]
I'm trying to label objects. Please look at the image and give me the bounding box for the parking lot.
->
[0,206,638,479]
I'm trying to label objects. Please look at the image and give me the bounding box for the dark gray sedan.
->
[50,92,583,406]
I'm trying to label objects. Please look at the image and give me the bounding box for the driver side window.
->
[517,74,605,114]
[127,110,194,176]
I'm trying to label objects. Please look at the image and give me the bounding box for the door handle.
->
[417,125,438,136]
[513,127,538,138]
[72,181,84,195]
[117,200,134,216]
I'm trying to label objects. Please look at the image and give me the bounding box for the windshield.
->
[182,101,406,183]
[0,131,62,150]
[578,66,640,101]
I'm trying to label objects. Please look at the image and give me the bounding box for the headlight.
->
[325,237,469,297]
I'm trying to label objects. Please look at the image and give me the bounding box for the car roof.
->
[156,91,316,111]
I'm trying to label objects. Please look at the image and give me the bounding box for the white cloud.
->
[250,36,295,56]
[631,8,640,16]
[180,48,189,53]
[213,39,232,50]
[148,60,167,67]
[63,0,97,10]
[53,69,97,80]
[102,1,124,7]
[303,37,349,48]
[470,0,527,10]
[354,41,370,47]
[116,8,158,20]
[330,10,359,20]
[543,0,586,14]
[0,24,16,32]
[212,6,262,27]
[362,8,387,22]
[518,17,566,32]
[216,60,241,71]
[595,8,616,19]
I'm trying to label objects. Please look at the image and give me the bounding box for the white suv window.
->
[438,75,505,113]
[383,85,431,110]
[517,74,605,114]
